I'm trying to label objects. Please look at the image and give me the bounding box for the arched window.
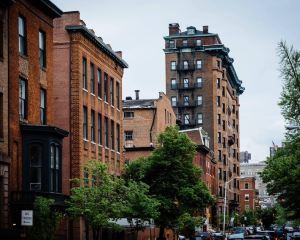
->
[29,144,42,191]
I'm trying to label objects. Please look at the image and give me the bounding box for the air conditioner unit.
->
[30,183,41,191]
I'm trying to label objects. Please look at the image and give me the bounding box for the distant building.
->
[180,128,217,226]
[239,177,257,212]
[240,162,275,208]
[123,91,176,162]
[240,151,251,163]
[270,141,282,158]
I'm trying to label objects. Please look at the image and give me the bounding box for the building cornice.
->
[66,25,128,68]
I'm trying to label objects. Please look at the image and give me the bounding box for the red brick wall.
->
[240,177,256,212]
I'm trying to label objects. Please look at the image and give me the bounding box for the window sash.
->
[82,58,87,89]
[104,117,108,147]
[91,110,95,142]
[83,107,88,140]
[125,131,133,141]
[39,31,46,67]
[19,79,27,119]
[184,114,190,125]
[104,73,108,102]
[18,16,26,55]
[40,89,46,124]
[197,113,203,124]
[98,114,102,145]
[116,82,120,109]
[196,60,202,69]
[90,63,95,94]
[110,78,114,106]
[171,61,176,70]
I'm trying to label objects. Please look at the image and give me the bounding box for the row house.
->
[53,11,128,240]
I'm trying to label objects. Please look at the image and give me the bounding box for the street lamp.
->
[223,176,240,234]
[286,125,300,130]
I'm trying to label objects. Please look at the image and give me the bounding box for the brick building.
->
[180,127,217,226]
[123,91,176,162]
[3,0,69,237]
[53,11,128,239]
[0,0,12,229]
[164,24,245,226]
[239,177,256,212]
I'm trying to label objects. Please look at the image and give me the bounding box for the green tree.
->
[28,197,62,240]
[256,207,276,228]
[239,209,257,226]
[67,161,126,240]
[124,126,214,240]
[278,41,300,125]
[261,42,300,221]
[177,213,203,238]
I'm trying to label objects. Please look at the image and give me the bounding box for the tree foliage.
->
[278,41,300,125]
[67,160,159,240]
[256,207,276,228]
[123,126,214,238]
[239,209,257,226]
[28,197,62,240]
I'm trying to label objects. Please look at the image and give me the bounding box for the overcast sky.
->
[52,0,300,162]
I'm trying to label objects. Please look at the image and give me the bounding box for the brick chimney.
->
[169,23,180,35]
[203,25,209,33]
[135,90,140,100]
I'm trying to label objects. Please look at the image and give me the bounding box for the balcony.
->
[177,62,195,71]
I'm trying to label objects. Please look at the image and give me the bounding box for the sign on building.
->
[21,210,33,226]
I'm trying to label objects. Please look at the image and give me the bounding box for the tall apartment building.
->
[164,24,244,224]
[3,0,69,237]
[53,12,128,240]
[123,91,176,162]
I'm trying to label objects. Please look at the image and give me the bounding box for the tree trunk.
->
[157,227,166,240]
[85,220,90,240]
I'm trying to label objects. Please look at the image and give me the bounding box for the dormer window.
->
[187,28,195,35]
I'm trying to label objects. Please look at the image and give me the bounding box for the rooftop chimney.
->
[169,23,180,35]
[115,51,122,58]
[203,25,208,33]
[125,96,132,100]
[135,90,140,100]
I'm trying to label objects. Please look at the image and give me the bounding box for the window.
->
[182,39,188,47]
[40,89,46,124]
[18,16,26,55]
[90,63,95,94]
[116,81,120,109]
[223,137,226,148]
[171,96,177,107]
[197,95,203,106]
[50,144,60,192]
[91,110,95,142]
[98,114,102,145]
[245,183,249,189]
[19,78,27,120]
[196,60,202,69]
[183,78,189,88]
[233,119,236,128]
[169,40,175,48]
[217,78,221,88]
[233,105,236,113]
[84,170,89,187]
[217,60,221,69]
[197,113,203,124]
[218,132,221,143]
[223,171,227,181]
[222,120,226,131]
[125,131,133,141]
[196,77,202,88]
[222,103,226,113]
[104,117,109,147]
[223,154,226,165]
[183,96,189,106]
[245,194,249,201]
[97,69,102,98]
[217,96,220,107]
[111,120,115,150]
[171,79,177,89]
[171,61,176,70]
[0,18,3,58]
[104,73,108,102]
[218,150,222,162]
[124,111,134,118]
[0,93,3,138]
[116,124,120,152]
[196,39,201,46]
[29,144,42,191]
[219,186,223,197]
[110,77,114,106]
[39,31,46,68]
[217,114,221,125]
[83,106,88,140]
[218,169,222,180]
[82,58,87,90]
[222,86,225,97]
[184,114,190,125]
[183,61,188,70]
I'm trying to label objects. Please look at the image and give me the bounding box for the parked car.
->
[244,235,270,240]
[194,232,212,240]
[211,232,225,240]
[228,233,244,240]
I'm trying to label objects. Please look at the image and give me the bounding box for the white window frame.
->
[171,96,177,107]
[196,60,202,69]
[183,78,189,88]
[183,96,189,106]
[197,95,203,106]
[171,61,176,70]
[197,113,203,124]
[184,114,190,125]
